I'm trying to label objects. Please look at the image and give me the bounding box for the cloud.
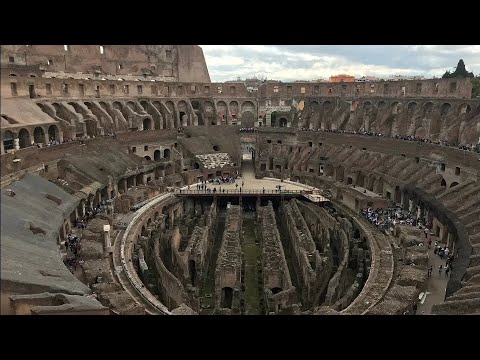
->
[199,45,480,82]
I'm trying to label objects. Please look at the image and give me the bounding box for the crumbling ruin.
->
[2,45,480,315]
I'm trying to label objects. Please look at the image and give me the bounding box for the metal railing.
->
[173,189,313,195]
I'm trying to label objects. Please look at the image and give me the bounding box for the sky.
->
[200,45,480,82]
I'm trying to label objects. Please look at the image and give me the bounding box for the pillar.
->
[104,224,112,253]
[14,138,20,150]
[169,208,175,228]
[44,131,50,145]
[1,139,4,155]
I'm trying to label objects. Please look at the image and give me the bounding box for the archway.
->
[85,119,96,137]
[136,173,144,185]
[271,287,282,294]
[3,130,14,150]
[241,111,255,127]
[450,182,459,188]
[221,287,233,308]
[164,148,171,160]
[18,128,31,148]
[394,186,401,203]
[189,260,196,287]
[279,117,287,127]
[48,124,60,141]
[143,118,152,130]
[33,127,45,144]
[144,156,151,161]
[441,178,446,187]
[154,150,161,161]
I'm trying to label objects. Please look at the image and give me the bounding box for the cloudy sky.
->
[200,45,480,82]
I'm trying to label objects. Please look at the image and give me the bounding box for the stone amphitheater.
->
[1,45,480,315]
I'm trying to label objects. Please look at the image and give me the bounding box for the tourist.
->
[445,264,450,277]
[438,264,443,275]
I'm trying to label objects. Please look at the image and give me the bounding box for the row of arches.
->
[2,124,60,150]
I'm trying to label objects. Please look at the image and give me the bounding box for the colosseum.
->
[1,45,480,315]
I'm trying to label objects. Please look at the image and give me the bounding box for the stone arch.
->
[144,156,151,161]
[310,100,320,110]
[394,185,401,203]
[391,101,401,114]
[191,100,201,110]
[164,148,171,160]
[217,101,227,123]
[118,178,127,194]
[279,117,288,127]
[441,178,446,187]
[143,117,152,130]
[193,162,200,169]
[407,102,418,115]
[377,101,387,110]
[450,182,459,188]
[323,101,334,111]
[440,103,452,116]
[154,149,161,161]
[241,100,255,113]
[459,103,471,114]
[99,101,109,112]
[85,119,96,137]
[140,100,149,112]
[48,124,60,141]
[241,111,255,127]
[271,112,278,127]
[336,190,343,201]
[367,175,375,191]
[423,101,434,115]
[177,100,188,125]
[136,173,144,185]
[229,101,239,121]
[126,101,137,112]
[3,130,14,150]
[189,259,197,286]
[221,287,233,308]
[112,101,123,111]
[357,172,365,187]
[33,127,46,144]
[335,165,344,181]
[362,101,372,111]
[18,128,31,148]
[375,177,384,194]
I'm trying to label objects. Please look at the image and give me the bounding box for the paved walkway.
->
[182,160,314,192]
[416,238,450,315]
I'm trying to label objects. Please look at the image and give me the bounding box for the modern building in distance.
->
[329,74,355,83]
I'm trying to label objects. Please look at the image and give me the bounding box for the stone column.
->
[104,224,112,253]
[169,208,175,228]
[1,139,4,155]
[44,131,50,145]
[14,138,20,150]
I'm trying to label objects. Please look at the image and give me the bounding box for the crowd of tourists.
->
[63,201,109,272]
[361,206,419,231]
[239,127,257,133]
[299,127,480,154]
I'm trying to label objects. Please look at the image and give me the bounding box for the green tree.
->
[443,59,474,79]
